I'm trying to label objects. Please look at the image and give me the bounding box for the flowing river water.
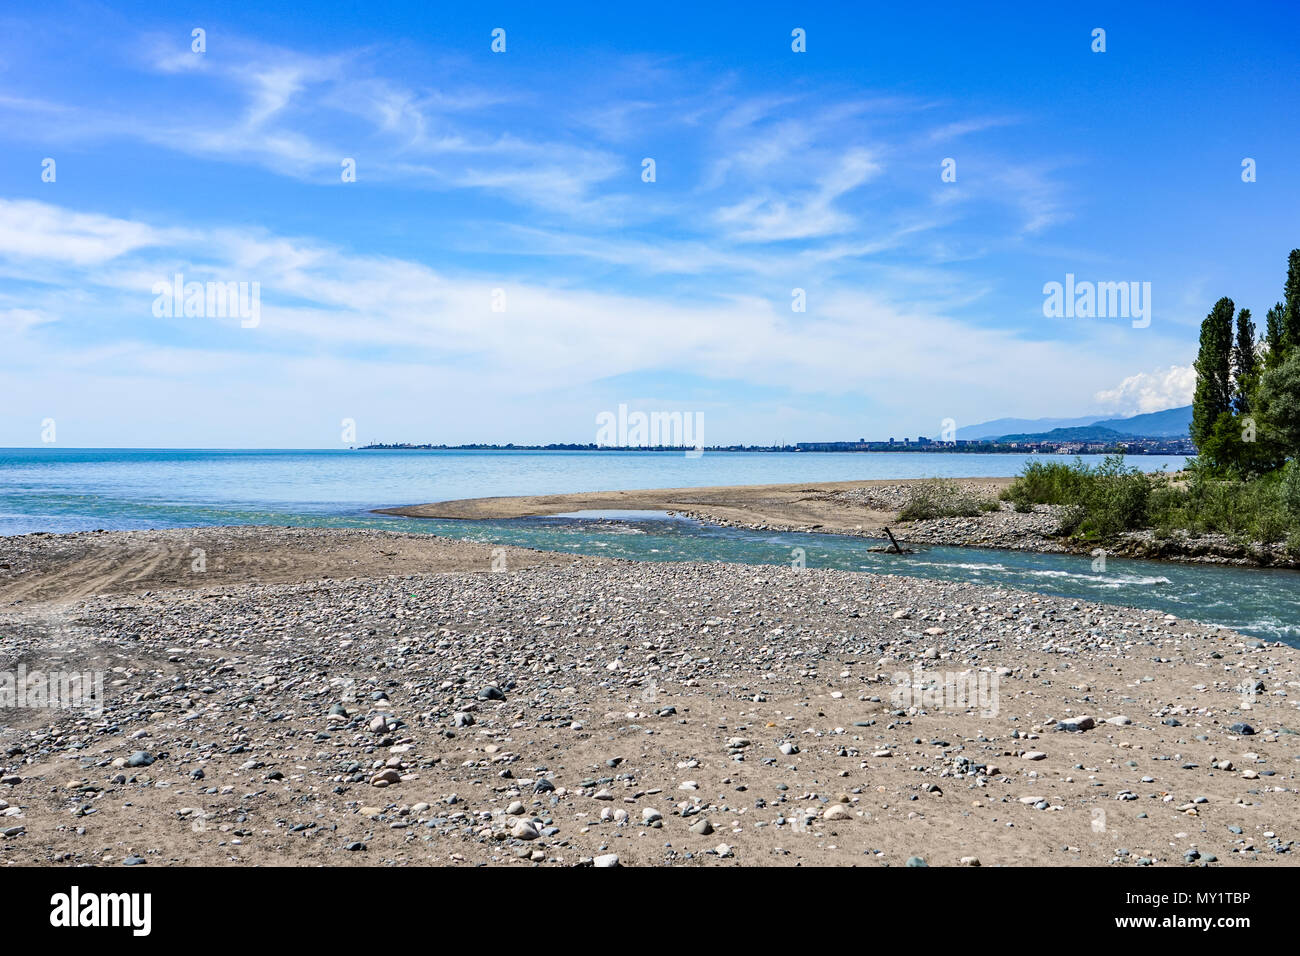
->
[2,448,1295,644]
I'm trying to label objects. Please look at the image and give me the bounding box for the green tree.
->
[1191,296,1235,463]
[1233,307,1257,414]
[1255,350,1300,460]
[1265,302,1286,365]
[1287,249,1300,351]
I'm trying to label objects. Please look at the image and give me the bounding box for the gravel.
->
[0,528,1295,867]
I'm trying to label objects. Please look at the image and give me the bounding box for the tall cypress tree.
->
[1191,297,1235,453]
[1233,307,1257,414]
[1286,249,1300,351]
[1265,303,1286,363]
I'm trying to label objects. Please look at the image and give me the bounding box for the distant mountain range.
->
[958,405,1192,442]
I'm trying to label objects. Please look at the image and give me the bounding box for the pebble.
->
[511,820,540,841]
[0,524,1288,871]
[1056,717,1095,733]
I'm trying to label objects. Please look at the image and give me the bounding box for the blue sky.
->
[2,1,1298,447]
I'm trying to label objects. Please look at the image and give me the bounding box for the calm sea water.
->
[0,448,1190,535]
[6,447,1295,645]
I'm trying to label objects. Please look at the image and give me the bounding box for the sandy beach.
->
[377,476,1070,555]
[1,521,1296,867]
[378,477,1014,534]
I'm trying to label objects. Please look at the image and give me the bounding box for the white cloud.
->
[0,307,55,333]
[0,23,1120,445]
[921,115,1018,145]
[0,24,1076,258]
[0,199,166,265]
[715,149,883,242]
[0,198,1187,445]
[1094,365,1196,415]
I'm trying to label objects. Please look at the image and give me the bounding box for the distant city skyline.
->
[2,3,1298,447]
[357,400,1194,449]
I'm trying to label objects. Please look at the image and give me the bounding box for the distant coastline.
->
[360,439,1196,455]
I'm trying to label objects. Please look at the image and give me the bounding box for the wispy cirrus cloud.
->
[2,11,1212,447]
[715,148,883,242]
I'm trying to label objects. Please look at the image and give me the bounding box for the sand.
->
[375,477,1016,534]
[1,524,1296,868]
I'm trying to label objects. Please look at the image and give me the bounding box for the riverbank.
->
[379,478,1300,569]
[1,526,1296,867]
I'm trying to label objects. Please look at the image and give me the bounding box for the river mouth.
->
[393,510,1300,646]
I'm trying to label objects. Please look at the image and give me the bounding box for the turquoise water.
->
[437,513,1300,646]
[6,447,1296,645]
[0,447,1190,535]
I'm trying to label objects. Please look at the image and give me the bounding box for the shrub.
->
[1252,507,1289,544]
[1281,458,1300,519]
[1075,455,1154,539]
[1001,458,1090,505]
[993,454,1300,547]
[899,479,997,520]
[1008,488,1036,513]
[1003,455,1154,541]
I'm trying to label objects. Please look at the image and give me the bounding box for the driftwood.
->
[867,526,921,555]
